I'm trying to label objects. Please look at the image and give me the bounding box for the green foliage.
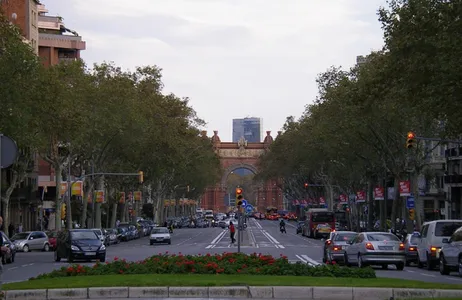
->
[257,0,459,228]
[32,252,375,279]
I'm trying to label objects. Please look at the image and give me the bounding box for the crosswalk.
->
[294,254,323,266]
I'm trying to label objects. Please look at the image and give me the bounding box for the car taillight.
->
[430,246,438,252]
[365,242,374,250]
[408,247,416,251]
[326,240,332,245]
[333,245,342,251]
[399,243,405,250]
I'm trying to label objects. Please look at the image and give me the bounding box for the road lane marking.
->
[21,263,34,267]
[249,229,258,248]
[206,230,227,248]
[254,220,263,229]
[300,255,321,266]
[175,232,204,246]
[261,230,285,249]
[7,266,18,270]
[420,273,436,277]
[447,277,462,281]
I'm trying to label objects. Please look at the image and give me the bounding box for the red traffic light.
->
[407,132,415,139]
[236,188,242,194]
[304,183,308,188]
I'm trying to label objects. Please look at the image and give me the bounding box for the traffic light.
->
[304,183,308,188]
[61,203,66,220]
[406,132,416,149]
[138,171,144,183]
[409,208,415,221]
[236,188,244,206]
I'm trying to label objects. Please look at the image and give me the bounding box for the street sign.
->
[241,200,248,207]
[0,134,18,169]
[245,204,253,213]
[406,196,415,209]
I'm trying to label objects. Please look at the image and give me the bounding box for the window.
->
[312,212,334,223]
[410,236,420,244]
[334,233,357,241]
[71,231,98,240]
[11,233,29,240]
[367,233,400,241]
[451,228,462,242]
[421,225,429,238]
[151,228,169,234]
[435,222,462,237]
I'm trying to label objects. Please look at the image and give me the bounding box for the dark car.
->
[54,229,106,263]
[404,232,420,266]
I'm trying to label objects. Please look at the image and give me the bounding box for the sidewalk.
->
[5,285,462,299]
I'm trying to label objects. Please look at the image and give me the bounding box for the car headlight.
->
[100,244,106,251]
[71,245,79,251]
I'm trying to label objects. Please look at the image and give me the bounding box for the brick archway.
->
[200,130,284,213]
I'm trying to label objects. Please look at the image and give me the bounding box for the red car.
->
[46,231,58,249]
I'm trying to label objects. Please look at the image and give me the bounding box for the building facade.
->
[1,0,39,53]
[232,117,263,143]
[37,3,86,67]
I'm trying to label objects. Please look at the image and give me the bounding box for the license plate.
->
[379,246,393,250]
[157,238,163,240]
[85,252,96,256]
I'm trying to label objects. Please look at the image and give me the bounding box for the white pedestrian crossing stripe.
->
[295,254,323,266]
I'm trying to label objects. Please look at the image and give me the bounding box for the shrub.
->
[31,252,375,280]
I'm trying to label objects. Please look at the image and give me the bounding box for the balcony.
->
[38,15,63,31]
[444,174,462,184]
[39,33,86,50]
[37,4,49,14]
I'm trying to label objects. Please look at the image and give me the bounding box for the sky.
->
[43,0,387,142]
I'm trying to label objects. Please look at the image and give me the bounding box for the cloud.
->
[42,0,387,140]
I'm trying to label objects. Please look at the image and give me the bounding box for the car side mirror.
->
[442,238,450,243]
[29,237,34,240]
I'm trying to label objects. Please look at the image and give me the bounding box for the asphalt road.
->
[3,218,462,285]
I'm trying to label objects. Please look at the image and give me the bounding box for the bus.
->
[302,208,335,238]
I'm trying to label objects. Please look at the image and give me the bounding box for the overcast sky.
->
[43,0,386,141]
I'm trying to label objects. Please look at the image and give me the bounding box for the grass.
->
[4,274,462,290]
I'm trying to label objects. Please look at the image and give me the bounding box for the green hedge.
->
[33,252,375,279]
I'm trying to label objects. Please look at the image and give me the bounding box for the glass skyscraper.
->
[232,117,263,143]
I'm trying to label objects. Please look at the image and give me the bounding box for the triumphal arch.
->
[199,130,284,212]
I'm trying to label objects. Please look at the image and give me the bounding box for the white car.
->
[149,227,171,245]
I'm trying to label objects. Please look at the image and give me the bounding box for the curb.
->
[5,286,462,299]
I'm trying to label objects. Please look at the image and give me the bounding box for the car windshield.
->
[92,230,102,236]
[151,228,169,234]
[410,236,420,244]
[334,233,357,241]
[312,212,334,223]
[367,234,400,242]
[12,233,29,240]
[435,222,462,237]
[71,231,98,240]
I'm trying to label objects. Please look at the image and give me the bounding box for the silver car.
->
[439,225,462,275]
[344,232,406,270]
[149,227,171,245]
[323,231,357,264]
[11,231,50,252]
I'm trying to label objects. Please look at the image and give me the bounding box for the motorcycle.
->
[280,225,286,233]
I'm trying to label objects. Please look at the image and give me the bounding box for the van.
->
[416,219,462,270]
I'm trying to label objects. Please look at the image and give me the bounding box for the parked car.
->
[150,227,171,245]
[344,232,406,270]
[11,231,50,252]
[54,229,106,262]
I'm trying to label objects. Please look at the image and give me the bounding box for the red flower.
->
[119,270,124,274]
[114,257,119,261]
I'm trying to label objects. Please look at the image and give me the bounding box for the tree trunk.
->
[95,175,104,228]
[154,180,163,223]
[110,202,118,228]
[411,171,422,231]
[80,180,94,228]
[390,177,400,230]
[2,170,19,231]
[54,165,63,231]
[367,178,375,231]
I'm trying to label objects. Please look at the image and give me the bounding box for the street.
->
[4,218,461,285]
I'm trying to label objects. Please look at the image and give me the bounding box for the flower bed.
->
[32,252,375,279]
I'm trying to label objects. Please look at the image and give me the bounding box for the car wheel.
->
[396,262,404,271]
[23,245,29,252]
[68,254,74,263]
[439,255,450,275]
[168,241,171,245]
[43,243,50,252]
[358,254,365,268]
[54,250,61,262]
[150,241,154,245]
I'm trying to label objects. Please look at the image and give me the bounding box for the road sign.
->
[245,204,253,213]
[406,197,415,209]
[241,200,248,207]
[0,134,18,169]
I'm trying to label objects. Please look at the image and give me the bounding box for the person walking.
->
[0,217,11,291]
[7,223,14,238]
[229,221,236,244]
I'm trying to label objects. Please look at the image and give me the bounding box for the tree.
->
[0,12,43,228]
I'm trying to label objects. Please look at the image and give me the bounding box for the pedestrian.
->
[8,223,14,238]
[0,217,11,291]
[229,221,236,244]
